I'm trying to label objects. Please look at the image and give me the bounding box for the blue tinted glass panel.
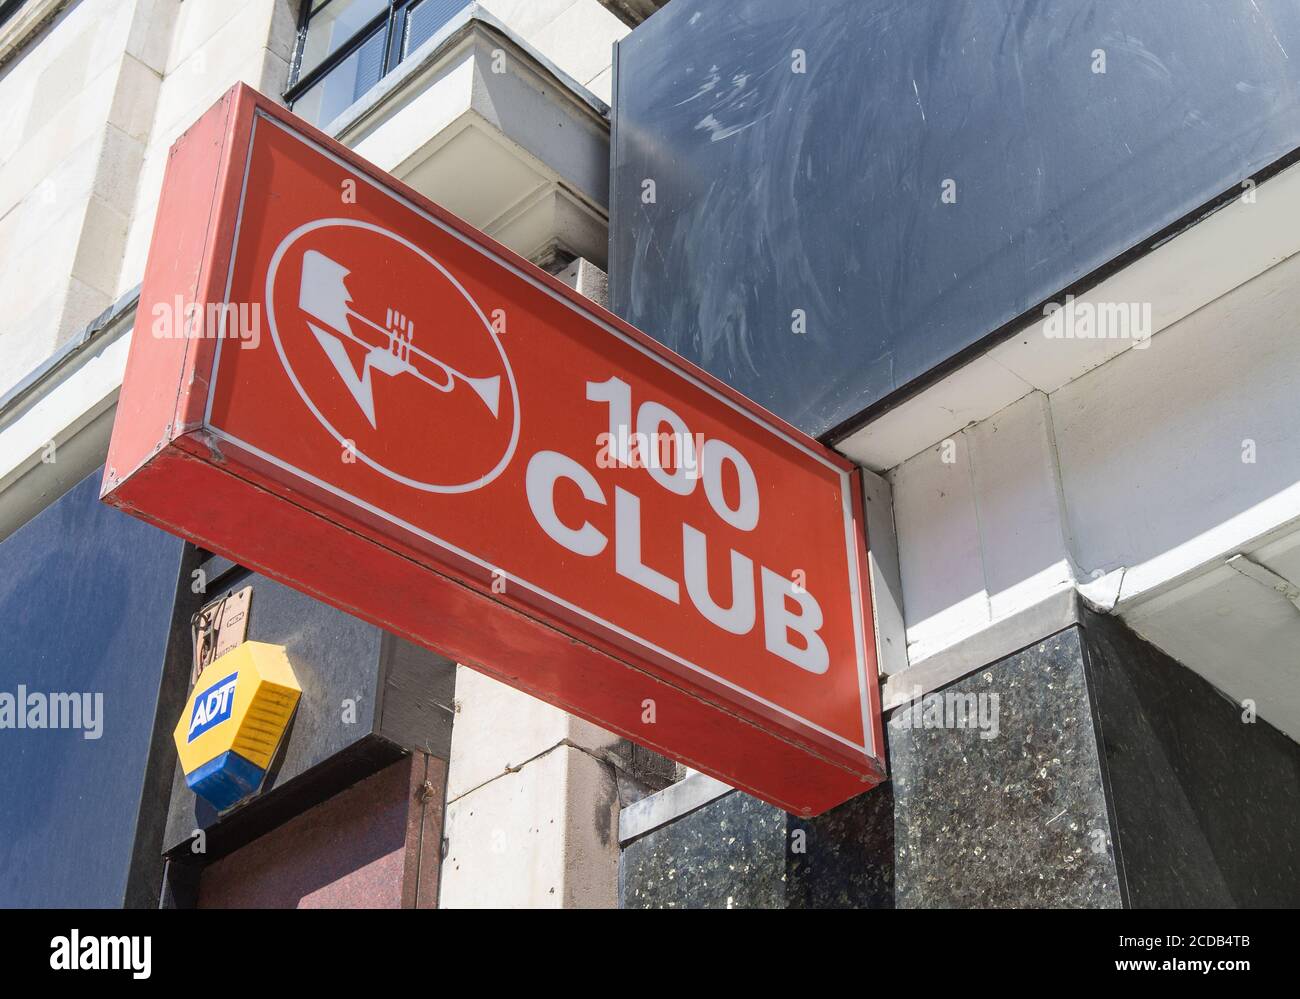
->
[299,0,388,79]
[404,0,468,56]
[293,27,386,127]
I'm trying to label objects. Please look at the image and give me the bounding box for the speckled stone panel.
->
[621,619,1299,908]
[621,626,1123,909]
[620,781,894,909]
[891,627,1122,908]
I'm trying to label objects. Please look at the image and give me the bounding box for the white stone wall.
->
[439,666,622,908]
[117,0,299,298]
[0,0,625,399]
[476,0,626,101]
[0,0,168,396]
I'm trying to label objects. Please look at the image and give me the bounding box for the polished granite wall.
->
[891,627,1122,907]
[620,781,894,909]
[621,618,1300,908]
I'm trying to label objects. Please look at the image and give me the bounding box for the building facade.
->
[1,0,1297,908]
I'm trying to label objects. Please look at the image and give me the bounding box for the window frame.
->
[285,0,465,116]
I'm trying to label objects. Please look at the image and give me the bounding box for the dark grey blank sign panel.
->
[610,0,1300,438]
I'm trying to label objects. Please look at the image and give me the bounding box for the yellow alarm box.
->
[173,641,301,810]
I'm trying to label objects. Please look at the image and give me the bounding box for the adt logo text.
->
[187,672,238,742]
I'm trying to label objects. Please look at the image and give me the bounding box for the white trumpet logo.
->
[264,216,519,494]
[298,250,502,429]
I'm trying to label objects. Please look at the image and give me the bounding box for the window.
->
[287,0,471,128]
[0,0,28,30]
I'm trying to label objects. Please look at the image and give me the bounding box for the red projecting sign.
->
[103,85,885,814]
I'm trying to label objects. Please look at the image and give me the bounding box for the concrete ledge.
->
[327,6,612,266]
[0,0,71,68]
[597,1,669,28]
[618,771,733,845]
[0,287,138,540]
[327,5,608,139]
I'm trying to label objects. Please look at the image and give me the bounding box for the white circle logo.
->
[265,219,519,493]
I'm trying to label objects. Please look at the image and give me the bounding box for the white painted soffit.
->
[1120,532,1300,744]
[838,157,1300,473]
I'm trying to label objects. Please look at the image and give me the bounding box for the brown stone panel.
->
[198,755,444,908]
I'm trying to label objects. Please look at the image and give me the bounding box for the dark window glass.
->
[0,0,28,29]
[298,0,388,80]
[292,26,386,128]
[288,0,471,127]
[403,0,467,57]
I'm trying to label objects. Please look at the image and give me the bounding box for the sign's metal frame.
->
[103,84,888,815]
